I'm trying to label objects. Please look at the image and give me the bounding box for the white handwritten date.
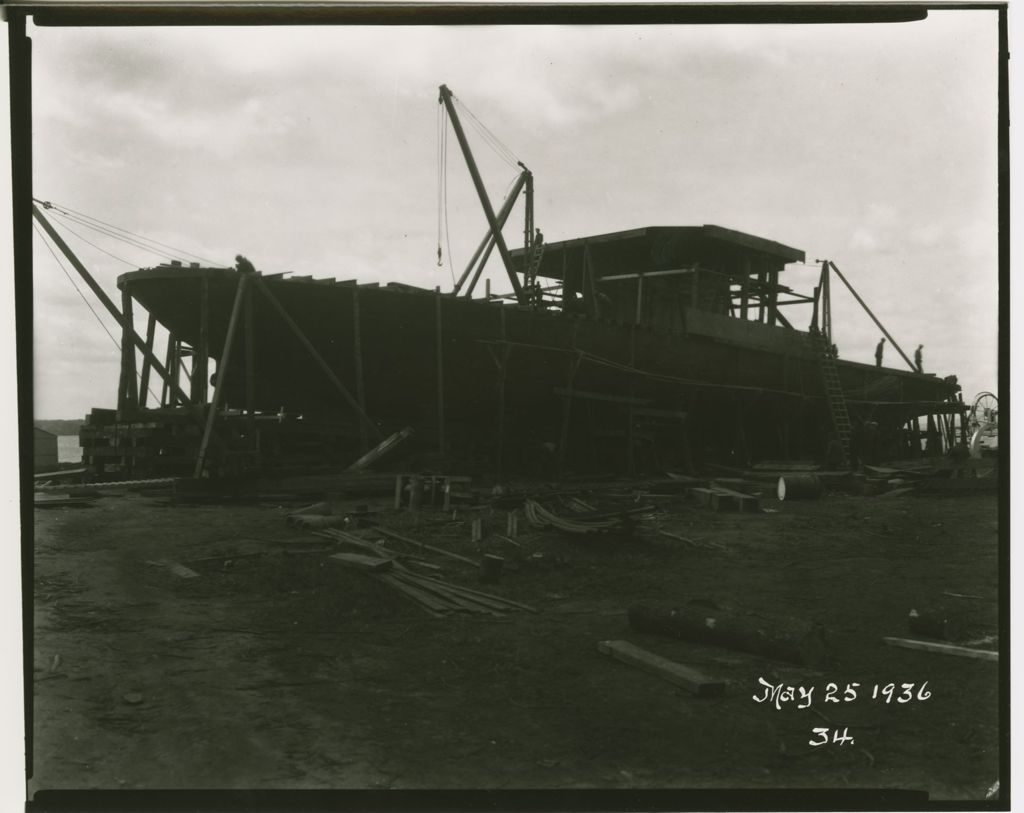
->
[752,677,931,709]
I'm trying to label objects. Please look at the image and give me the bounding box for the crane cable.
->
[33,221,162,405]
[436,101,456,284]
[34,198,226,267]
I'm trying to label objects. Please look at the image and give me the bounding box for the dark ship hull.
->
[80,231,963,479]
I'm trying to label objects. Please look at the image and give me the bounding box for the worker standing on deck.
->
[875,338,885,367]
[915,344,924,373]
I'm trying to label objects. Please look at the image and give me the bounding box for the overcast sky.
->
[30,11,999,419]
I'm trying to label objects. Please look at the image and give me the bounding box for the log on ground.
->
[628,604,828,668]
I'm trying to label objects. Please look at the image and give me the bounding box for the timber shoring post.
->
[138,312,157,409]
[352,287,368,453]
[252,275,382,442]
[160,334,174,407]
[627,324,637,476]
[496,307,508,477]
[195,277,209,405]
[119,287,138,414]
[244,282,256,446]
[557,322,582,478]
[193,274,248,479]
[828,261,916,371]
[435,287,446,456]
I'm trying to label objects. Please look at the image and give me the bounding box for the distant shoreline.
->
[34,419,84,436]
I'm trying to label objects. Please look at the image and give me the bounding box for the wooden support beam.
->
[740,258,750,320]
[160,334,174,407]
[557,323,582,476]
[598,640,725,697]
[117,288,138,414]
[352,287,368,453]
[635,273,644,325]
[138,312,156,409]
[457,171,528,297]
[495,307,508,477]
[193,274,248,478]
[253,275,381,441]
[194,277,209,405]
[435,288,446,455]
[244,281,256,444]
[829,261,916,371]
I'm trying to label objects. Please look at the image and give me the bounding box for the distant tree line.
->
[34,419,84,436]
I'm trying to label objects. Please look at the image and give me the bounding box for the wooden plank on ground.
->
[883,636,998,662]
[328,552,394,573]
[372,526,478,566]
[709,484,761,512]
[597,640,725,697]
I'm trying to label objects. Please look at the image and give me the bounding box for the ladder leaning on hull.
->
[808,332,852,468]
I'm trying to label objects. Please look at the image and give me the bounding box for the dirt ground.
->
[29,477,1002,801]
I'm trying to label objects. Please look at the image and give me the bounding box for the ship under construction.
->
[33,85,967,480]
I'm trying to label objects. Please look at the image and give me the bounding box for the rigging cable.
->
[34,198,226,267]
[46,208,197,264]
[34,222,165,406]
[452,94,519,168]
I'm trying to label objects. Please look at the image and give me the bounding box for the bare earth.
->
[29,484,1000,800]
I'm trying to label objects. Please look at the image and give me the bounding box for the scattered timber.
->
[598,640,725,697]
[883,636,997,662]
[629,604,828,668]
[372,526,478,566]
[346,426,414,472]
[329,552,394,573]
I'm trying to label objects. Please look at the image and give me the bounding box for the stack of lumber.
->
[328,552,536,618]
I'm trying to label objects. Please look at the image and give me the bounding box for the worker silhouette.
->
[915,344,924,373]
[875,338,885,367]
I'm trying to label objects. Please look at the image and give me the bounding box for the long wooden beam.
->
[138,312,156,408]
[253,275,382,440]
[193,274,248,478]
[829,261,916,371]
[454,171,528,296]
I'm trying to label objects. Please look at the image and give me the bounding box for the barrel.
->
[777,474,823,501]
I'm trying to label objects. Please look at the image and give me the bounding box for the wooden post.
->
[557,323,582,477]
[496,307,508,477]
[435,287,446,455]
[118,287,138,414]
[627,325,636,476]
[740,258,750,320]
[244,282,256,446]
[160,334,174,407]
[193,278,209,405]
[768,269,779,326]
[352,287,368,453]
[138,312,156,409]
[193,274,249,478]
[253,276,381,441]
[635,273,644,325]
